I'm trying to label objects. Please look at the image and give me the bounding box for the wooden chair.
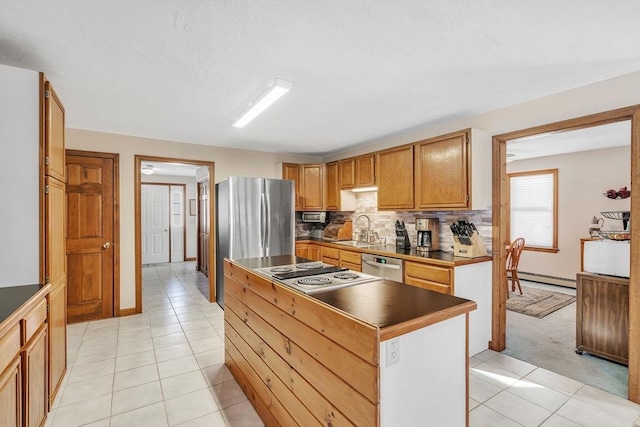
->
[506,237,525,297]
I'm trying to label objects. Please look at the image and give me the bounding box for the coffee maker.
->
[416,217,440,252]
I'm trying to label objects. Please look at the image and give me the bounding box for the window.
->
[508,169,558,252]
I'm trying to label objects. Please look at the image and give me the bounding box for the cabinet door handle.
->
[102,242,111,249]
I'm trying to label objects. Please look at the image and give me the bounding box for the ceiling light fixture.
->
[141,165,154,175]
[233,78,293,128]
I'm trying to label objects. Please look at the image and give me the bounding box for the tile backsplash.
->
[296,191,493,253]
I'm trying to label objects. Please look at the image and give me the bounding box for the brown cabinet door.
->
[43,79,65,183]
[0,356,21,427]
[45,177,66,289]
[355,154,376,187]
[339,158,355,189]
[295,243,309,259]
[66,153,116,322]
[23,326,47,427]
[308,245,321,261]
[282,163,300,210]
[415,131,469,210]
[300,164,324,211]
[325,162,339,211]
[376,146,414,210]
[48,282,66,405]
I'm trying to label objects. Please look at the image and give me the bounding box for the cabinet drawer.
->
[404,261,452,285]
[321,247,340,260]
[404,276,451,295]
[0,324,21,374]
[23,299,47,344]
[340,250,361,266]
[341,261,362,272]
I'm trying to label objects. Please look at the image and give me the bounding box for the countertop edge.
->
[0,283,50,337]
[296,238,492,266]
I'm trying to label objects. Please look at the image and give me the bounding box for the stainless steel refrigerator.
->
[215,177,295,307]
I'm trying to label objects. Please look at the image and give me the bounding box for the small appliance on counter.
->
[416,217,440,252]
[395,220,411,249]
[588,216,604,238]
[450,219,487,258]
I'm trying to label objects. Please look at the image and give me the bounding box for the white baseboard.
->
[518,272,576,289]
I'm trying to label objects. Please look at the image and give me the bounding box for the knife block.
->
[453,232,488,258]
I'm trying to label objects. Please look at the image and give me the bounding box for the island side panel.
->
[224,260,380,427]
[379,314,468,427]
[453,261,492,356]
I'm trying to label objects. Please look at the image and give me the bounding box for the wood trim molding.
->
[118,308,138,317]
[492,104,640,403]
[134,155,215,312]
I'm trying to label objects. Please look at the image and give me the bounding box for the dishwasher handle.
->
[363,260,401,270]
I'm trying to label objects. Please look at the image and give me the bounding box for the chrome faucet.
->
[355,214,371,242]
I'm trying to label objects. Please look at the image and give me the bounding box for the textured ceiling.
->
[1,1,639,156]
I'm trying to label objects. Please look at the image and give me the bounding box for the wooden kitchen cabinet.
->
[414,129,491,211]
[404,261,453,295]
[300,164,324,211]
[23,325,47,427]
[282,163,301,211]
[355,153,376,188]
[376,145,414,210]
[576,272,629,365]
[0,324,22,427]
[325,162,340,210]
[339,158,355,189]
[339,249,362,272]
[295,242,321,262]
[321,246,340,266]
[47,283,66,405]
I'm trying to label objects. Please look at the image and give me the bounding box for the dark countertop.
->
[0,284,45,325]
[232,257,477,340]
[296,237,492,266]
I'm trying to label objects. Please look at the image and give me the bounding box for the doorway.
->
[66,150,120,322]
[141,183,187,264]
[491,105,640,403]
[134,155,215,313]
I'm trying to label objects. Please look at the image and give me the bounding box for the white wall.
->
[66,128,319,309]
[508,145,631,281]
[0,65,40,287]
[141,174,198,259]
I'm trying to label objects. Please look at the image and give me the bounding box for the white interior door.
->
[142,184,170,264]
[170,185,185,262]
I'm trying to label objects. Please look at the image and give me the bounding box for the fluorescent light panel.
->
[233,79,293,128]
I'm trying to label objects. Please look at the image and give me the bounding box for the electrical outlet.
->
[386,338,399,366]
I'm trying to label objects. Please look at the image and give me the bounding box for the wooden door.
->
[282,163,300,210]
[43,80,65,183]
[23,326,47,427]
[66,153,115,323]
[355,154,376,187]
[325,162,339,211]
[0,356,21,427]
[141,184,170,264]
[339,158,355,189]
[301,164,324,211]
[197,180,209,277]
[415,132,469,210]
[376,145,414,210]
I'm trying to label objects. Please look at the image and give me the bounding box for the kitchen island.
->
[224,255,476,427]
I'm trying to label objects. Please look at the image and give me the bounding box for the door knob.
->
[102,242,111,249]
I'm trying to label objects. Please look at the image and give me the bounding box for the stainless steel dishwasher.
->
[361,253,403,282]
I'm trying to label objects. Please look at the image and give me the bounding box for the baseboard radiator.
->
[518,272,576,289]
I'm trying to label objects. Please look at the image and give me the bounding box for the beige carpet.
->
[507,286,576,318]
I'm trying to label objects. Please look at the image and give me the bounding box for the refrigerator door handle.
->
[264,186,271,253]
[260,192,267,249]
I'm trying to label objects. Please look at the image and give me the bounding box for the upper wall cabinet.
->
[43,81,66,182]
[414,129,491,211]
[355,153,376,188]
[281,163,301,210]
[300,164,324,211]
[376,145,414,210]
[326,161,355,211]
[338,158,355,189]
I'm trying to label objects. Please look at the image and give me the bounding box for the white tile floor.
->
[45,262,639,427]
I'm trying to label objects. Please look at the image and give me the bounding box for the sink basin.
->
[333,240,376,248]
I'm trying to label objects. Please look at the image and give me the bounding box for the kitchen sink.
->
[333,240,377,248]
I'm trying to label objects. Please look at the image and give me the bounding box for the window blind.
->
[510,172,554,247]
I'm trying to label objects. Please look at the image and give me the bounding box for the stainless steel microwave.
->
[301,212,326,223]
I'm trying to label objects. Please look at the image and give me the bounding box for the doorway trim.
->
[134,155,216,312]
[491,104,640,402]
